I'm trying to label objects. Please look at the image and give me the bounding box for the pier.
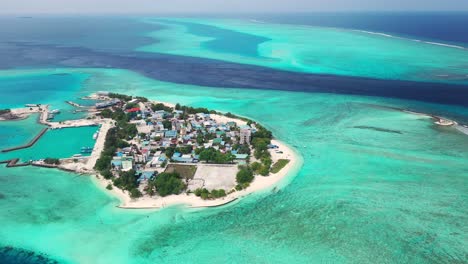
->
[66,101,86,108]
[1,127,48,153]
[0,158,30,167]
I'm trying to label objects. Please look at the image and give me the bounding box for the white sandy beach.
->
[110,138,302,209]
[58,97,302,209]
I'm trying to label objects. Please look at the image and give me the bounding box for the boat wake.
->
[353,30,466,50]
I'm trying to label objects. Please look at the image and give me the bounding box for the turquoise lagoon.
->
[0,116,98,162]
[138,18,468,84]
[0,68,467,263]
[0,70,92,121]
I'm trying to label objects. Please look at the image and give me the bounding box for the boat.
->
[50,109,61,114]
[25,104,38,107]
[81,147,93,153]
[72,154,82,158]
[93,132,99,140]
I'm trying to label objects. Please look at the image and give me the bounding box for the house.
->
[95,98,120,109]
[212,138,224,145]
[126,107,140,113]
[239,127,251,144]
[172,152,193,163]
[121,158,134,171]
[226,121,237,129]
[152,110,167,120]
[137,171,155,183]
[164,130,178,138]
[196,113,210,120]
[234,154,248,165]
[111,157,123,169]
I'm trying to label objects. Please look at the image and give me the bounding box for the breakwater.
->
[0,159,30,167]
[1,128,48,153]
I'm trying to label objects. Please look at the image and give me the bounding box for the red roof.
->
[126,107,141,113]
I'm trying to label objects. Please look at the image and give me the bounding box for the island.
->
[0,92,300,208]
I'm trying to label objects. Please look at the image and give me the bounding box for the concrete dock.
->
[1,127,48,153]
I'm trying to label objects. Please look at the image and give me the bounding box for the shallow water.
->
[138,17,468,84]
[0,68,467,263]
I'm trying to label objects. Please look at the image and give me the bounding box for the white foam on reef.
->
[424,41,465,50]
[455,125,468,136]
[354,30,466,50]
[353,30,394,38]
[249,19,266,24]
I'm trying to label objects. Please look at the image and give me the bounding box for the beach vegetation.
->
[152,172,186,197]
[106,184,113,190]
[236,165,254,189]
[151,103,173,112]
[0,109,11,115]
[113,169,140,196]
[194,188,227,200]
[109,93,132,102]
[270,159,290,174]
[44,158,60,165]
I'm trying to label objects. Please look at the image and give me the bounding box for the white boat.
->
[72,154,82,158]
[50,109,61,114]
[93,132,99,140]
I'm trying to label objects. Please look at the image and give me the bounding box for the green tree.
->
[236,166,254,185]
[153,172,186,197]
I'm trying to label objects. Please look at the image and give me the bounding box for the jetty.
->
[1,127,48,153]
[66,101,86,108]
[0,158,30,167]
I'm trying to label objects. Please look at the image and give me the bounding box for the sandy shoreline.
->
[95,138,302,209]
[85,98,303,209]
[4,96,303,210]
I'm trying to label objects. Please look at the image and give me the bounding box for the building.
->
[239,128,251,145]
[164,130,178,138]
[95,98,120,109]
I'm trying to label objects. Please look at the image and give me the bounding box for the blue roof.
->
[165,130,177,138]
[234,154,248,159]
[173,157,193,162]
[138,171,154,182]
[111,160,122,166]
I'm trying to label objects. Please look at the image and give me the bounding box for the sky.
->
[1,0,468,14]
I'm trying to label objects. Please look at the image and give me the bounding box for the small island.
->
[0,92,300,208]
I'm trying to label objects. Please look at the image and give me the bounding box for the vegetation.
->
[250,124,273,172]
[113,169,141,197]
[151,103,173,112]
[196,148,235,164]
[149,172,186,197]
[194,188,227,200]
[236,165,254,190]
[270,159,290,174]
[125,102,139,109]
[106,184,113,190]
[0,109,11,115]
[165,164,197,180]
[109,93,132,102]
[43,158,60,165]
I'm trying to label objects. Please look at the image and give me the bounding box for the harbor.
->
[1,128,48,153]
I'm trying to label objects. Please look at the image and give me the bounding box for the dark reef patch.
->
[352,126,403,134]
[0,246,59,264]
[1,42,468,108]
